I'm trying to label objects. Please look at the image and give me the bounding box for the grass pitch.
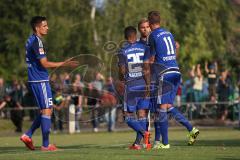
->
[0,128,239,160]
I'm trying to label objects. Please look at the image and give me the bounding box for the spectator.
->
[103,77,117,132]
[192,64,203,102]
[92,72,105,123]
[0,77,7,118]
[238,73,240,100]
[92,72,104,91]
[52,89,65,133]
[72,74,84,133]
[176,78,183,108]
[217,69,231,121]
[50,73,59,96]
[185,66,195,103]
[205,61,218,102]
[85,83,101,132]
[22,83,37,121]
[0,94,23,132]
[11,79,24,105]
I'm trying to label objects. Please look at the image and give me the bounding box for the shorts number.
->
[48,98,53,106]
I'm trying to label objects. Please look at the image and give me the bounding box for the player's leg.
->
[125,111,144,150]
[135,109,150,147]
[154,74,172,149]
[165,73,199,145]
[137,97,151,149]
[40,108,52,147]
[168,106,199,145]
[21,83,42,150]
[157,103,171,148]
[24,113,41,138]
[39,82,58,151]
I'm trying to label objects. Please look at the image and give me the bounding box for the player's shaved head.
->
[30,16,47,32]
[124,26,137,40]
[148,11,161,25]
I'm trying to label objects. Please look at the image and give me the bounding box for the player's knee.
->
[137,110,147,118]
[41,108,52,116]
[160,104,171,109]
[124,112,135,122]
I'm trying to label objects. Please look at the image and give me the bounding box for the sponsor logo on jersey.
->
[39,48,45,55]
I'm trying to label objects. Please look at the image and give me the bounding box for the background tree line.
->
[0,0,239,81]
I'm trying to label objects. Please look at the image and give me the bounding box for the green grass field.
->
[0,128,239,160]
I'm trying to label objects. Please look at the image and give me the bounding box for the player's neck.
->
[127,39,136,44]
[34,32,43,39]
[151,24,161,30]
[140,37,147,42]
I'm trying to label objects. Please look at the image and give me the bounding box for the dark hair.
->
[124,26,137,40]
[30,16,47,32]
[148,11,160,25]
[138,18,149,30]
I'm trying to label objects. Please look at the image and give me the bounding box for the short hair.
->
[138,18,149,30]
[30,16,47,32]
[148,11,161,25]
[124,26,137,40]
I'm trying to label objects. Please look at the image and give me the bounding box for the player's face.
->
[128,33,137,43]
[139,22,150,38]
[36,20,49,36]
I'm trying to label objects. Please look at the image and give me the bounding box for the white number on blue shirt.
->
[127,52,144,77]
[163,36,175,55]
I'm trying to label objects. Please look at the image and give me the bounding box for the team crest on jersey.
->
[39,48,45,55]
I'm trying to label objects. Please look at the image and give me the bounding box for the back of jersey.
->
[149,28,178,69]
[25,34,49,82]
[117,42,149,85]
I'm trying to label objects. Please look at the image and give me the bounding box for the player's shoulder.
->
[31,34,44,48]
[152,27,172,36]
[136,41,149,50]
[26,34,37,45]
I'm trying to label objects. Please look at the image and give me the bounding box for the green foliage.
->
[0,0,239,80]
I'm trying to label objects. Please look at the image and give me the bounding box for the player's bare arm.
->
[143,59,151,98]
[118,65,126,82]
[40,57,79,68]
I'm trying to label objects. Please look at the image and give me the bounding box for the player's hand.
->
[144,85,150,98]
[175,41,180,49]
[65,60,79,68]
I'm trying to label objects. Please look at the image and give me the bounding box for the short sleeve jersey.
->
[25,34,49,82]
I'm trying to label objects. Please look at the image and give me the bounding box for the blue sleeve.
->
[32,38,46,59]
[148,33,156,56]
[143,46,151,61]
[117,50,126,66]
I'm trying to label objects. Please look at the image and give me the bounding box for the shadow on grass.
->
[0,139,240,155]
[171,139,240,147]
[216,157,240,160]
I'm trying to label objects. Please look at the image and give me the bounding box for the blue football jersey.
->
[25,34,49,82]
[148,27,179,69]
[117,41,150,84]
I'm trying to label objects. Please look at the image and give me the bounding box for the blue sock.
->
[125,116,145,134]
[154,121,161,141]
[25,114,41,138]
[168,107,193,132]
[41,115,51,147]
[158,109,168,145]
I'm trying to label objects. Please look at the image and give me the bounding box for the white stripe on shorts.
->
[157,75,164,104]
[41,82,49,108]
